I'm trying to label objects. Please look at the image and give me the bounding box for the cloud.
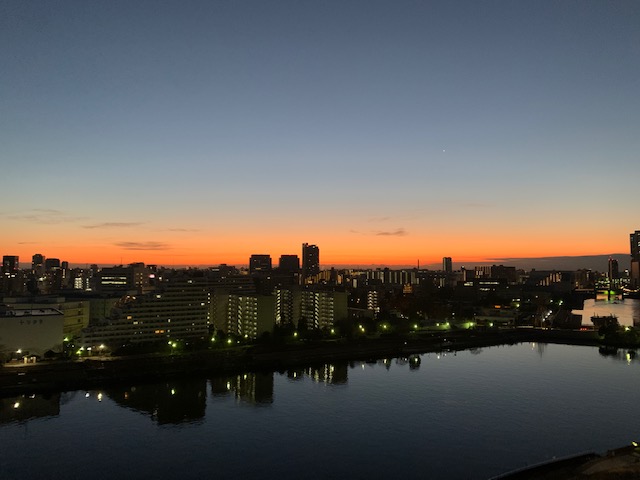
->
[4,208,86,224]
[375,228,407,237]
[83,222,143,229]
[114,241,170,251]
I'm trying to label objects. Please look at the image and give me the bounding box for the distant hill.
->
[482,254,629,272]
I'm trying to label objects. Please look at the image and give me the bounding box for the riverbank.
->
[492,444,640,479]
[0,328,616,397]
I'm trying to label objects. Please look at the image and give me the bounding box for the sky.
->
[1,1,639,269]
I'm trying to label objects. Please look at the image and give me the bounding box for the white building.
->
[0,305,64,358]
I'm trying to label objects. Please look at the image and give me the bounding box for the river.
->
[2,342,640,479]
[573,297,640,327]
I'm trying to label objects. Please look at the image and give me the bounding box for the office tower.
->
[2,255,19,274]
[32,253,45,274]
[608,257,619,280]
[98,263,151,295]
[278,255,300,273]
[44,258,61,271]
[631,230,640,288]
[302,243,320,278]
[442,257,452,273]
[249,254,272,274]
[632,231,640,261]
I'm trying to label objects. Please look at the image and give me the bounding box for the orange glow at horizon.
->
[3,228,629,268]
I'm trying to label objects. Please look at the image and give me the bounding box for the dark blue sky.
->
[1,1,639,265]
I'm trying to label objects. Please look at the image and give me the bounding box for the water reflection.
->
[286,363,348,384]
[105,379,207,425]
[597,346,640,365]
[573,298,640,327]
[210,372,274,404]
[0,392,60,424]
[10,345,634,429]
[530,342,547,357]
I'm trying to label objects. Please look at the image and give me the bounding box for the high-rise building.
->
[608,257,619,280]
[302,243,320,278]
[226,293,275,340]
[442,257,452,273]
[300,289,347,330]
[249,254,272,274]
[631,230,640,288]
[2,256,19,274]
[1,255,22,295]
[278,255,300,273]
[97,263,151,295]
[44,258,61,272]
[81,279,211,348]
[275,287,301,327]
[632,231,640,262]
[32,254,45,275]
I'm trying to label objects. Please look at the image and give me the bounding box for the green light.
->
[227,338,232,344]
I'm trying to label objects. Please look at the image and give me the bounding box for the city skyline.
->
[2,1,639,267]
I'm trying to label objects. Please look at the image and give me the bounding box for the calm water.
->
[2,343,640,479]
[573,297,640,327]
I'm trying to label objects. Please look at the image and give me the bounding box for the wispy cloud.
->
[115,241,170,251]
[83,222,143,229]
[375,228,407,237]
[5,208,86,224]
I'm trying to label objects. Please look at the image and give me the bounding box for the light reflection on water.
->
[573,297,640,327]
[2,343,640,479]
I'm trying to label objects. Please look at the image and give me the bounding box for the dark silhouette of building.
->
[631,230,640,288]
[302,243,319,279]
[44,258,61,272]
[442,257,452,273]
[278,254,300,273]
[2,256,19,274]
[249,254,272,274]
[97,263,151,295]
[608,257,619,280]
[32,254,45,275]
